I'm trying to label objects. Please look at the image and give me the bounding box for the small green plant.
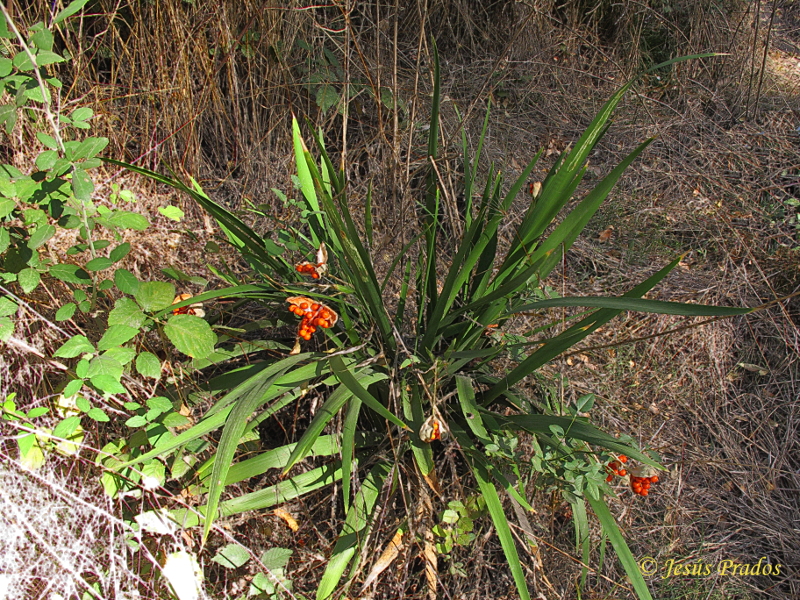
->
[211,544,295,599]
[110,43,749,600]
[432,498,486,559]
[293,39,406,118]
[0,0,214,503]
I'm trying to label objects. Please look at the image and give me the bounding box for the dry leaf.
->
[597,226,614,243]
[738,362,768,376]
[359,529,405,593]
[421,467,443,496]
[274,507,299,532]
[423,539,438,600]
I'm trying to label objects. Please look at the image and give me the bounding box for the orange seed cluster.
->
[296,262,323,279]
[605,455,628,482]
[287,296,338,341]
[295,242,329,280]
[630,475,659,497]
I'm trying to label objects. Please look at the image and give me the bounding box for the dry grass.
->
[2,0,799,598]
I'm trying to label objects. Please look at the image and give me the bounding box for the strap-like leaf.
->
[316,462,393,600]
[511,295,751,317]
[587,494,655,600]
[330,356,404,429]
[202,353,307,542]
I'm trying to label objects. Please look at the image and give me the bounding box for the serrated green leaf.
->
[135,352,161,379]
[108,297,146,328]
[70,106,93,122]
[126,415,147,428]
[86,407,109,422]
[75,396,91,412]
[0,316,13,341]
[71,168,93,201]
[316,84,340,114]
[18,268,40,293]
[84,257,113,271]
[53,415,81,439]
[147,396,173,413]
[27,406,49,419]
[211,544,250,569]
[107,210,149,231]
[0,104,17,134]
[35,150,58,170]
[103,345,136,365]
[28,224,55,249]
[90,374,126,395]
[75,359,89,378]
[62,378,83,397]
[164,314,216,359]
[49,263,91,284]
[109,242,131,263]
[161,412,189,428]
[12,51,34,71]
[0,58,11,76]
[135,281,175,312]
[54,0,90,24]
[31,29,54,52]
[73,137,108,161]
[158,205,184,222]
[261,547,293,570]
[114,268,140,294]
[36,132,58,149]
[34,51,64,67]
[96,324,139,351]
[141,460,166,488]
[0,228,10,253]
[53,335,94,358]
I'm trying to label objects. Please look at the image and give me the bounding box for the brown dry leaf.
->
[289,338,302,355]
[423,539,438,600]
[421,467,443,497]
[597,226,614,243]
[274,507,299,532]
[359,529,405,593]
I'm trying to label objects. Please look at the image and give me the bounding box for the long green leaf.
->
[283,370,388,474]
[484,257,684,403]
[572,498,591,589]
[172,463,342,528]
[403,383,435,478]
[511,295,751,317]
[341,397,362,513]
[587,494,654,600]
[470,454,531,600]
[120,357,329,467]
[292,116,323,243]
[422,38,442,318]
[200,433,381,488]
[104,159,290,277]
[329,356,405,429]
[202,354,306,542]
[316,462,392,600]
[491,412,661,469]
